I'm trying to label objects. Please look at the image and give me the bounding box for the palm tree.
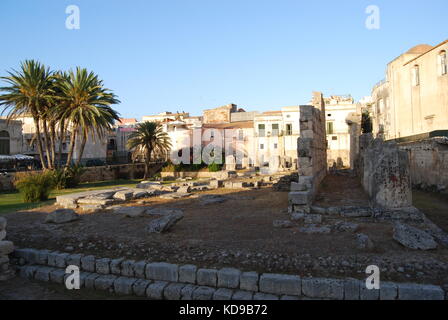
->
[0,60,54,169]
[57,67,120,167]
[127,121,171,179]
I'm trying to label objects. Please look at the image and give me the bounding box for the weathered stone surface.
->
[34,266,54,282]
[302,278,344,300]
[14,248,39,264]
[113,206,147,218]
[356,233,375,250]
[273,220,293,229]
[133,261,147,279]
[177,186,191,193]
[147,213,184,233]
[333,221,359,233]
[96,258,111,275]
[49,269,67,284]
[253,293,279,300]
[110,258,125,275]
[114,277,137,295]
[55,253,69,268]
[0,217,6,230]
[0,241,14,256]
[280,295,301,300]
[146,262,178,282]
[200,195,227,205]
[179,264,197,284]
[45,209,80,224]
[340,207,372,218]
[84,273,100,289]
[47,251,59,267]
[298,225,331,234]
[132,279,152,296]
[164,283,186,300]
[113,190,134,201]
[146,281,168,300]
[19,265,38,279]
[121,260,136,277]
[259,274,301,296]
[288,192,311,205]
[360,286,379,300]
[290,212,305,221]
[240,271,259,292]
[344,278,360,300]
[232,290,254,300]
[380,282,398,300]
[213,288,234,300]
[180,284,197,300]
[217,268,241,289]
[81,255,96,272]
[197,268,217,287]
[393,222,438,250]
[66,254,83,268]
[94,275,118,292]
[398,283,444,300]
[304,214,322,224]
[209,180,223,189]
[79,204,104,213]
[192,286,216,300]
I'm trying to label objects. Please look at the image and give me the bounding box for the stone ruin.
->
[288,92,327,213]
[0,217,15,281]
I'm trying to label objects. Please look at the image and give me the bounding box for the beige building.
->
[371,40,448,140]
[0,118,23,155]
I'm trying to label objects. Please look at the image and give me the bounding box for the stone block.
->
[344,278,360,300]
[213,288,234,300]
[240,271,259,292]
[146,262,178,282]
[218,268,241,289]
[180,284,197,300]
[121,260,136,277]
[81,255,96,272]
[114,277,137,295]
[197,268,217,287]
[14,248,38,264]
[179,264,197,284]
[164,283,186,300]
[110,258,124,275]
[380,282,398,300]
[398,283,444,300]
[259,274,301,296]
[19,265,38,279]
[288,192,311,205]
[360,285,379,300]
[192,286,216,300]
[36,249,51,265]
[49,269,67,284]
[94,275,118,292]
[280,295,301,300]
[132,279,152,297]
[146,281,169,300]
[304,214,322,224]
[66,254,83,268]
[253,293,279,300]
[84,273,100,289]
[133,261,147,279]
[55,253,69,268]
[34,266,54,282]
[47,251,60,267]
[291,182,306,192]
[232,290,254,300]
[302,278,344,300]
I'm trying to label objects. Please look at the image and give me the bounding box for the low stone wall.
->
[399,137,448,192]
[0,217,15,281]
[13,248,447,300]
[289,92,327,213]
[161,171,229,180]
[0,173,15,192]
[360,135,412,208]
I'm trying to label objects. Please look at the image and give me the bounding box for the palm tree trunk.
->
[50,122,56,169]
[76,131,88,167]
[42,119,53,169]
[57,120,66,168]
[33,117,47,170]
[144,147,152,180]
[65,127,78,167]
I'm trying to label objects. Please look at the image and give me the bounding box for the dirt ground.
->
[2,175,448,289]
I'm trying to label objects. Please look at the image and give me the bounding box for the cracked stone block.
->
[96,258,111,275]
[49,269,67,284]
[360,285,379,300]
[253,293,279,300]
[146,281,169,300]
[121,260,136,277]
[94,275,118,292]
[164,283,186,300]
[84,273,100,289]
[192,286,216,300]
[114,277,137,295]
[398,283,444,300]
[181,284,197,300]
[232,290,254,300]
[302,278,344,300]
[288,191,311,205]
[34,266,54,282]
[36,250,51,265]
[259,274,301,296]
[197,268,218,287]
[47,252,60,267]
[240,272,259,292]
[81,255,96,272]
[344,278,360,300]
[132,279,152,297]
[55,253,69,268]
[179,264,197,284]
[66,254,83,268]
[110,258,125,275]
[133,261,147,279]
[380,282,398,300]
[19,265,38,279]
[213,288,234,300]
[146,262,178,282]
[218,268,241,289]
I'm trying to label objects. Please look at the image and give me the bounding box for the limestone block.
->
[259,274,301,296]
[217,268,241,289]
[360,285,379,300]
[94,275,118,291]
[302,278,344,300]
[288,191,311,205]
[132,279,152,297]
[164,283,186,300]
[96,258,111,275]
[253,293,279,300]
[232,290,254,300]
[113,277,137,295]
[121,260,136,277]
[113,190,134,201]
[55,253,69,268]
[110,258,125,275]
[344,278,360,300]
[304,214,322,224]
[145,262,178,282]
[133,261,147,279]
[180,284,197,300]
[179,264,197,284]
[81,255,96,272]
[146,281,169,300]
[192,286,216,300]
[197,268,217,287]
[213,288,234,300]
[380,282,398,300]
[66,254,83,268]
[49,269,67,284]
[47,252,60,267]
[398,283,444,300]
[34,266,54,282]
[19,265,38,279]
[240,271,259,292]
[84,273,100,289]
[14,248,39,264]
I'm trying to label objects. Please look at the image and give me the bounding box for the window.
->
[438,51,447,75]
[260,144,264,150]
[274,143,278,149]
[332,136,338,141]
[238,130,244,141]
[258,124,265,137]
[326,122,334,134]
[272,124,279,136]
[412,65,420,86]
[210,130,215,139]
[285,124,292,136]
[0,131,10,155]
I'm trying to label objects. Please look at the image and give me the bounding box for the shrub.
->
[14,171,55,203]
[52,166,85,190]
[208,162,222,172]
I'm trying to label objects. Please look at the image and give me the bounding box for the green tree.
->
[127,121,172,179]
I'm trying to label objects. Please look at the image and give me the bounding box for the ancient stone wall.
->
[288,92,327,212]
[0,217,14,280]
[399,137,448,191]
[360,135,412,208]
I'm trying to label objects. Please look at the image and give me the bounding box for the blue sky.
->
[0,0,446,119]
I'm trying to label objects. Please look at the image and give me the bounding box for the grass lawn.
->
[0,179,143,215]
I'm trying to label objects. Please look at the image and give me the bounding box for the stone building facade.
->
[0,118,23,155]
